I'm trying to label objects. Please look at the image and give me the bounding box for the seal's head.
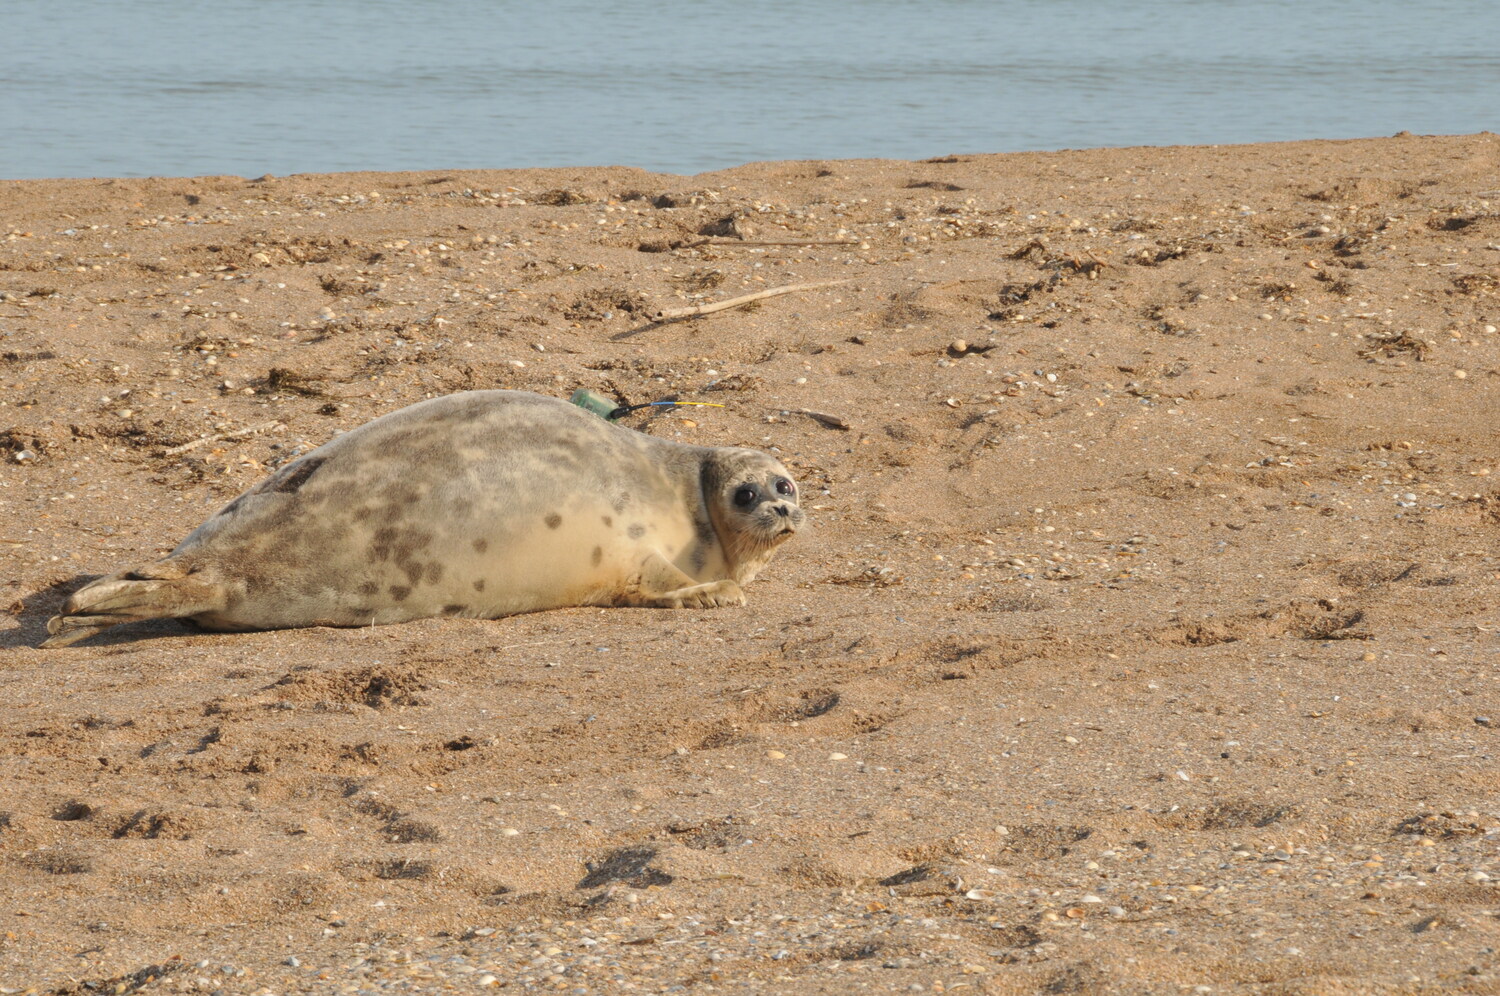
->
[703,448,807,582]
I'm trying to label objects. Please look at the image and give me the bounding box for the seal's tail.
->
[41,560,226,649]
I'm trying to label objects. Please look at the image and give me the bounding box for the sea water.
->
[2,0,1496,179]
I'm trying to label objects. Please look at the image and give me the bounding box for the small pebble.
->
[829,752,848,761]
[1453,369,1467,379]
[766,750,786,759]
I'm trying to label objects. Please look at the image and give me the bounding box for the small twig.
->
[682,237,860,249]
[790,408,850,430]
[162,420,283,457]
[653,279,850,322]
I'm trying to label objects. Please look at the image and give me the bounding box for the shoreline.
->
[4,130,1490,187]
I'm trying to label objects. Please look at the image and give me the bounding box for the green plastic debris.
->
[569,388,621,421]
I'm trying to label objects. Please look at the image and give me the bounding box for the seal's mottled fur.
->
[43,391,805,647]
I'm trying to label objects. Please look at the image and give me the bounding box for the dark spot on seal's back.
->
[472,538,488,554]
[371,526,398,562]
[473,579,486,592]
[389,585,411,601]
[358,581,379,596]
[628,523,646,539]
[601,516,613,528]
[591,546,603,566]
[426,563,444,584]
[442,604,466,616]
[402,561,424,586]
[216,494,246,518]
[272,457,325,494]
[545,513,562,530]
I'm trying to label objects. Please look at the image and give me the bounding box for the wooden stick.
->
[162,420,283,457]
[683,237,860,249]
[790,409,850,430]
[653,279,850,321]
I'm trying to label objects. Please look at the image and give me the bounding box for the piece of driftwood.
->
[683,237,859,249]
[653,279,850,322]
[791,409,850,430]
[161,420,283,457]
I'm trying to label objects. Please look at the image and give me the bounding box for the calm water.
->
[3,0,1497,179]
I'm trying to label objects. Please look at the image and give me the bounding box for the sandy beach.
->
[2,134,1498,994]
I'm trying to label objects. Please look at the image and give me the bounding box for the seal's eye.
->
[733,485,758,508]
[775,478,795,498]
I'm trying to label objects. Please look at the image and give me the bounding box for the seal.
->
[42,390,806,648]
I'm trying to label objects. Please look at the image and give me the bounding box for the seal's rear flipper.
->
[40,563,226,648]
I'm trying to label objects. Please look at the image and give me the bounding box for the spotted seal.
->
[42,390,805,647]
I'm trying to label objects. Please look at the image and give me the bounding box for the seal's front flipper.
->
[625,555,745,610]
[648,579,745,609]
[40,562,226,648]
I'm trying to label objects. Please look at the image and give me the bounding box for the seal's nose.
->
[774,504,789,518]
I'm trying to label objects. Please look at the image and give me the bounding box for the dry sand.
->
[1,134,1498,994]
